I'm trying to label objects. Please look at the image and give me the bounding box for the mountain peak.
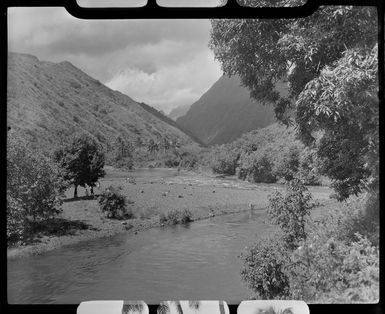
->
[176,75,285,145]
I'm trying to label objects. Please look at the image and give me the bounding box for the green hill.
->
[7,52,198,154]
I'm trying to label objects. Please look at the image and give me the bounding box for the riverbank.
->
[7,168,336,259]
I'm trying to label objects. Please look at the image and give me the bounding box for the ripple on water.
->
[8,207,271,303]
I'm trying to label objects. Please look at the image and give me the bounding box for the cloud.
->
[7,7,222,112]
[106,48,221,113]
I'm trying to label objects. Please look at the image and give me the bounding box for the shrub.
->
[241,186,379,302]
[180,209,193,223]
[240,233,291,299]
[159,212,167,224]
[274,146,300,182]
[7,195,26,244]
[288,233,379,302]
[159,209,193,225]
[209,146,238,175]
[7,134,65,243]
[267,179,312,249]
[297,148,322,185]
[179,152,199,170]
[238,151,276,183]
[98,186,133,219]
[166,209,181,225]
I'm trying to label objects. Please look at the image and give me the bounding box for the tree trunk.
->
[74,185,78,198]
[219,301,225,314]
[175,301,184,314]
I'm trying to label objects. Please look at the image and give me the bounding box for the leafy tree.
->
[267,179,312,249]
[296,45,378,199]
[54,133,105,198]
[7,133,65,242]
[210,145,239,175]
[238,150,276,183]
[209,5,378,199]
[274,145,301,182]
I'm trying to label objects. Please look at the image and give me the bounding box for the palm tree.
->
[188,301,201,311]
[147,139,157,155]
[157,301,184,314]
[157,302,170,314]
[159,137,170,154]
[122,301,145,314]
[256,307,293,314]
[174,301,184,314]
[135,137,143,152]
[218,301,226,314]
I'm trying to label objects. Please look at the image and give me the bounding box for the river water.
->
[8,168,276,304]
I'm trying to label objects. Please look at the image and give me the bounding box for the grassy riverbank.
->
[7,167,337,259]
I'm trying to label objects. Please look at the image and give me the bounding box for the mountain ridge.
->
[7,52,199,154]
[176,75,288,146]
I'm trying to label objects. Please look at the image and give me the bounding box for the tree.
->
[135,137,143,152]
[209,5,378,200]
[267,179,312,249]
[147,138,159,156]
[274,145,301,182]
[7,133,65,242]
[160,137,171,154]
[54,133,105,198]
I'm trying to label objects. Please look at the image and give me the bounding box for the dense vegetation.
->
[7,132,66,243]
[210,3,379,302]
[210,4,378,201]
[241,182,379,302]
[203,124,322,186]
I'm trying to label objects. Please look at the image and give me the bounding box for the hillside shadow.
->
[24,218,99,244]
[63,195,100,203]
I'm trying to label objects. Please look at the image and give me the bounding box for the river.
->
[8,209,272,304]
[9,168,317,304]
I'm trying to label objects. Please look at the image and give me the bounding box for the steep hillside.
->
[168,104,191,121]
[138,102,205,146]
[7,52,198,153]
[176,75,288,145]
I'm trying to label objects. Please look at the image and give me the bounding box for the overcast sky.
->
[8,2,223,113]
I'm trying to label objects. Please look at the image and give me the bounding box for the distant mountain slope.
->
[176,75,288,145]
[7,52,198,153]
[138,102,205,146]
[168,104,191,121]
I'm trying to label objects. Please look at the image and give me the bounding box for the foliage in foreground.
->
[241,181,379,303]
[210,5,378,200]
[7,133,66,244]
[98,186,133,219]
[267,179,312,249]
